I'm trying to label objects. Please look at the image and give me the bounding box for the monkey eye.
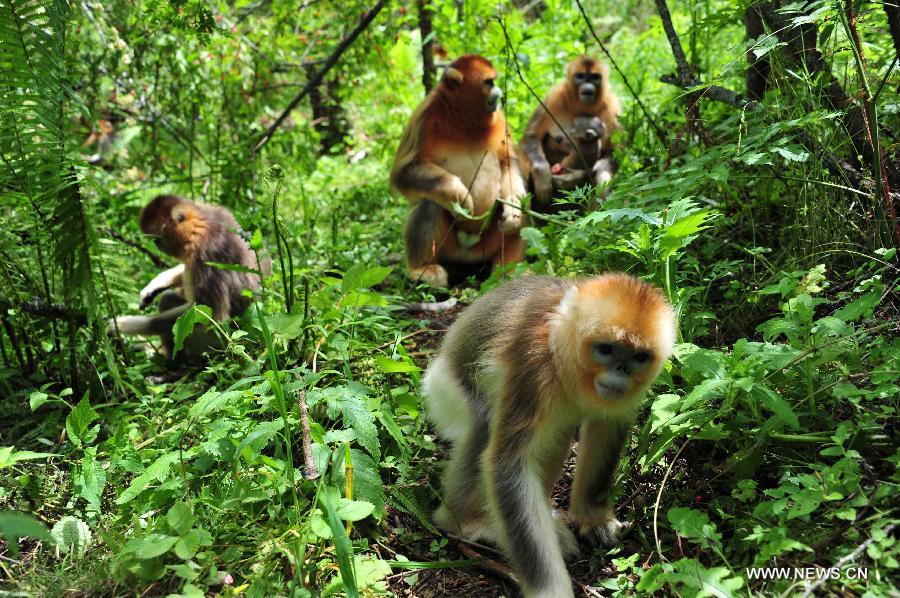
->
[484,78,495,88]
[591,342,615,363]
[176,213,186,223]
[634,351,652,363]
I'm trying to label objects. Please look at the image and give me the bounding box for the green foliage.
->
[0,0,897,595]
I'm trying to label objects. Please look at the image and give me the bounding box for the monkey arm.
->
[568,417,631,545]
[520,115,554,205]
[498,152,527,233]
[107,301,192,336]
[139,264,185,309]
[393,160,474,214]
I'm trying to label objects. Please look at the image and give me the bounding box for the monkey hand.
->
[592,158,616,186]
[139,286,166,310]
[531,162,553,204]
[499,200,525,233]
[450,180,475,216]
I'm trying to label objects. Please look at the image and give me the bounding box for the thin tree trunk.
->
[416,0,436,94]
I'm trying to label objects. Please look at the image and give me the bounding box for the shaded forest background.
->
[0,0,898,596]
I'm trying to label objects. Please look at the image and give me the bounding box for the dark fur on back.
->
[190,204,260,321]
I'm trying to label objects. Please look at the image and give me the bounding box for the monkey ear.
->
[443,66,464,85]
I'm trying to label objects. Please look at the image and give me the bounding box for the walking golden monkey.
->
[520,56,621,209]
[107,194,262,360]
[423,273,675,598]
[390,55,527,287]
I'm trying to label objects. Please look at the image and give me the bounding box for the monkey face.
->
[586,340,655,401]
[139,195,199,260]
[573,71,602,104]
[552,274,676,409]
[443,54,501,113]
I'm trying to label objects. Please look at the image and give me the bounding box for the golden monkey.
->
[390,54,527,287]
[107,194,262,360]
[520,56,621,209]
[423,273,675,598]
[548,115,605,175]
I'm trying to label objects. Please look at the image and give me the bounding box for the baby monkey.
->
[548,115,605,175]
[424,273,675,598]
[108,194,262,361]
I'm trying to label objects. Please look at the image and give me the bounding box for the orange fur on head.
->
[421,55,505,153]
[546,55,620,136]
[139,195,206,261]
[551,273,675,411]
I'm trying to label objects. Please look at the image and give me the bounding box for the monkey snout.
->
[595,372,631,400]
[579,84,597,103]
[487,87,502,111]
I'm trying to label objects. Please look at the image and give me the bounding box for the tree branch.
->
[253,0,388,153]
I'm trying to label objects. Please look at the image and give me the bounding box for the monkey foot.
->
[434,504,496,545]
[409,264,448,288]
[575,515,632,546]
[552,510,579,558]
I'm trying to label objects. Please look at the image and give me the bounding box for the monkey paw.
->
[434,504,497,545]
[532,163,553,203]
[500,203,524,233]
[577,515,632,546]
[409,265,449,288]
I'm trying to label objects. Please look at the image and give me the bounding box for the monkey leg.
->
[157,291,188,358]
[404,201,459,287]
[568,417,632,546]
[535,430,579,558]
[486,441,575,598]
[423,354,494,542]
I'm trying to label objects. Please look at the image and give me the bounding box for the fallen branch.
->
[253,0,388,152]
[298,390,320,480]
[405,297,458,313]
[458,544,519,586]
[801,524,896,597]
[0,297,87,325]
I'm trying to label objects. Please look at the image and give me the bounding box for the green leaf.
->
[235,419,284,459]
[166,502,195,536]
[0,512,55,556]
[74,447,106,513]
[665,558,744,597]
[335,498,375,522]
[116,451,181,505]
[66,394,99,448]
[173,528,212,559]
[315,384,380,458]
[667,507,722,549]
[121,533,179,559]
[266,312,305,339]
[375,356,420,373]
[172,305,212,356]
[319,486,358,598]
[29,391,49,411]
[342,264,392,293]
[658,209,716,258]
[51,516,91,556]
[751,384,799,430]
[0,446,56,469]
[188,388,243,419]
